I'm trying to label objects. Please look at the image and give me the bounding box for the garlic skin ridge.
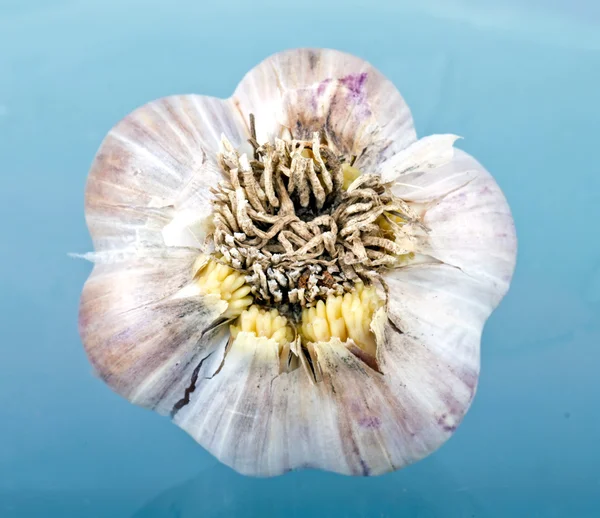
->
[79,48,517,477]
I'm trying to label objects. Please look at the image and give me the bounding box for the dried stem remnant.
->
[212,128,417,307]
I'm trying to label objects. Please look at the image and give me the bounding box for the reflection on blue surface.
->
[1,0,599,516]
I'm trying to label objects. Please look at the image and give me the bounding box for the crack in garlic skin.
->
[300,283,382,356]
[211,130,419,308]
[195,259,253,318]
[230,305,295,346]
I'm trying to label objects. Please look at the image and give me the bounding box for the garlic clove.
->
[85,95,249,252]
[173,334,366,476]
[380,134,462,183]
[383,265,492,379]
[393,149,517,292]
[311,337,460,475]
[370,265,499,463]
[232,48,417,172]
[173,330,284,476]
[79,249,231,415]
[174,332,474,477]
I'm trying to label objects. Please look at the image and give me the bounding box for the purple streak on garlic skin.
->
[78,48,517,477]
[358,416,382,430]
[316,78,331,97]
[339,72,368,99]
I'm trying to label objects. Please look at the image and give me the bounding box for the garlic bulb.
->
[79,48,517,476]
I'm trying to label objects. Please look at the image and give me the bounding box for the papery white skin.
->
[79,48,517,476]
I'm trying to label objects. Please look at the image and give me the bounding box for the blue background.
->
[1,0,599,516]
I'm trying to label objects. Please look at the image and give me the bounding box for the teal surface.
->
[1,1,599,516]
